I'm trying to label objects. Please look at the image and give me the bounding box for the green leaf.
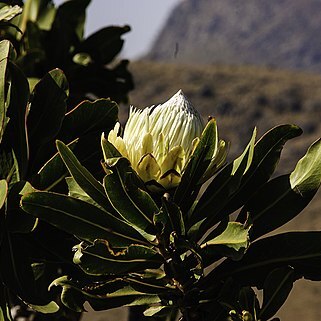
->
[200,222,250,261]
[238,287,260,319]
[50,276,161,312]
[0,40,12,144]
[103,158,158,242]
[125,276,175,295]
[202,222,250,251]
[56,0,90,39]
[0,283,13,321]
[223,124,302,215]
[239,138,321,239]
[174,119,219,213]
[46,0,90,65]
[33,140,77,190]
[6,181,37,233]
[143,306,176,318]
[56,140,112,212]
[260,267,295,320]
[101,133,122,159]
[21,191,151,247]
[204,231,321,289]
[0,5,22,21]
[188,128,257,239]
[66,176,102,208]
[0,232,50,305]
[6,62,29,179]
[73,240,162,275]
[159,195,185,237]
[27,69,68,154]
[0,179,7,210]
[290,138,321,194]
[75,25,131,65]
[58,98,118,143]
[60,286,86,312]
[28,302,60,314]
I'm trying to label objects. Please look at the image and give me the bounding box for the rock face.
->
[147,0,321,72]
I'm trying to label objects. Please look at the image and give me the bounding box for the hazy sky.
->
[54,0,181,59]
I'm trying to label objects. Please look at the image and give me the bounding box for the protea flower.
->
[105,90,225,190]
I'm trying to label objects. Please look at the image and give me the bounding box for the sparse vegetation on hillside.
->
[147,0,321,72]
[129,61,321,162]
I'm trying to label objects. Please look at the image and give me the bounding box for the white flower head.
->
[107,90,205,190]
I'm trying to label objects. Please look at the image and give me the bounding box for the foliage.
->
[0,0,133,107]
[20,103,321,321]
[0,0,132,319]
[1,1,321,321]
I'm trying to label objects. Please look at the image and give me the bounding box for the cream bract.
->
[107,90,205,190]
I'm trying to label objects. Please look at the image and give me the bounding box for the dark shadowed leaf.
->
[0,232,50,305]
[73,240,162,275]
[58,98,118,143]
[260,266,295,321]
[6,181,37,233]
[75,26,131,65]
[50,276,161,312]
[160,195,185,237]
[0,282,13,321]
[33,140,77,190]
[21,191,150,247]
[239,138,321,239]
[204,231,321,289]
[188,129,256,240]
[46,0,90,65]
[174,119,218,213]
[27,69,68,153]
[6,62,29,179]
[56,140,112,211]
[103,158,158,242]
[223,124,302,215]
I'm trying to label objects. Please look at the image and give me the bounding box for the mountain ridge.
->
[147,0,321,72]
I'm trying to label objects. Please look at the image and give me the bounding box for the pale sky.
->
[54,0,181,59]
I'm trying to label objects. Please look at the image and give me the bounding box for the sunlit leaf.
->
[28,301,60,314]
[0,179,7,209]
[201,222,250,261]
[0,40,11,143]
[0,5,22,22]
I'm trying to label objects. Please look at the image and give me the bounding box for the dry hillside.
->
[148,0,321,72]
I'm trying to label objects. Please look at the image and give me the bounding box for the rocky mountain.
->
[147,0,321,72]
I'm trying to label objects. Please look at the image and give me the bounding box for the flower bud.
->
[107,90,205,190]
